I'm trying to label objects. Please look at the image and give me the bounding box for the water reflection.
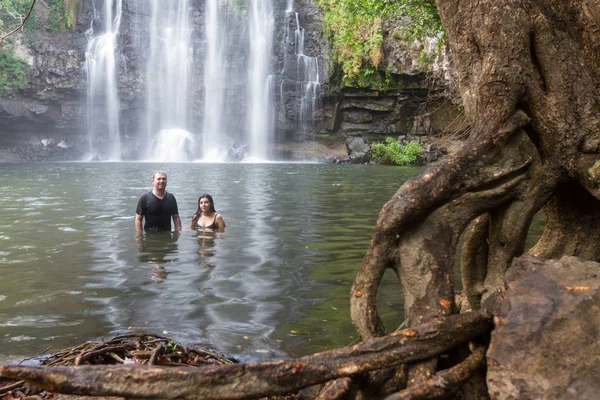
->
[0,163,417,363]
[136,232,180,283]
[196,229,217,268]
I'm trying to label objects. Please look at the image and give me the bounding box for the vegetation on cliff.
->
[0,49,28,91]
[0,0,76,91]
[316,0,443,87]
[0,0,36,44]
[45,0,77,32]
[370,137,422,165]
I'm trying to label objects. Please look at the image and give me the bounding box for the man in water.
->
[135,171,182,232]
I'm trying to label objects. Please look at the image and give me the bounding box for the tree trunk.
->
[349,0,600,394]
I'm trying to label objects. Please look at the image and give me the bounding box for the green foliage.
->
[65,0,78,30]
[370,137,422,166]
[0,0,37,32]
[45,0,69,33]
[0,49,29,91]
[316,0,443,86]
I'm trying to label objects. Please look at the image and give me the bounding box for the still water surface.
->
[0,162,423,363]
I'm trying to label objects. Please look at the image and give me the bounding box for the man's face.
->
[152,173,167,191]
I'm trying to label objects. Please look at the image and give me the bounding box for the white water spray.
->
[85,0,123,160]
[148,129,195,162]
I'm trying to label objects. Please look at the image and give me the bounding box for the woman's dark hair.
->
[198,194,216,213]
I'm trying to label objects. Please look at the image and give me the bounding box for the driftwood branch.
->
[75,345,127,366]
[0,312,491,400]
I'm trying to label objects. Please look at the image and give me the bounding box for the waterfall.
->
[84,0,278,162]
[294,13,320,132]
[286,0,294,13]
[201,0,229,162]
[283,9,320,137]
[246,0,274,161]
[201,0,275,162]
[85,0,123,161]
[145,0,193,161]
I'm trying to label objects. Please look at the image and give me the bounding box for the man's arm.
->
[135,214,144,232]
[173,214,182,231]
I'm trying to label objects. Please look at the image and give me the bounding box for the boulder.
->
[346,136,370,163]
[487,254,600,400]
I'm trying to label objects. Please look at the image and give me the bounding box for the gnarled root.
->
[385,345,486,400]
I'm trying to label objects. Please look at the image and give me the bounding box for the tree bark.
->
[347,0,600,395]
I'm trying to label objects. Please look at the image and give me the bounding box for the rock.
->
[343,110,373,124]
[274,139,347,162]
[487,254,600,400]
[345,136,370,163]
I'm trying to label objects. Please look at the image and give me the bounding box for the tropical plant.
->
[370,137,422,165]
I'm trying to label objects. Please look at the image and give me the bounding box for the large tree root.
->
[0,312,491,400]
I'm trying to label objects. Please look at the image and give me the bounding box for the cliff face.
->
[275,0,460,162]
[0,0,91,146]
[0,0,461,161]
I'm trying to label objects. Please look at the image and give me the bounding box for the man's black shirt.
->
[136,191,179,232]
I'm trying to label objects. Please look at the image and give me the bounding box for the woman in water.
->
[190,194,226,230]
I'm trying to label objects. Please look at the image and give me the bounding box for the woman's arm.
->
[190,212,200,229]
[216,214,226,229]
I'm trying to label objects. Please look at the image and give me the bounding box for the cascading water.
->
[145,0,193,161]
[281,6,321,137]
[201,0,275,162]
[201,0,230,162]
[246,0,274,161]
[85,0,123,161]
[293,13,320,131]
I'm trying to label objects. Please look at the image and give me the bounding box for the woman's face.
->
[199,197,211,212]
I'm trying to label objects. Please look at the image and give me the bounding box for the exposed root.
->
[314,377,358,400]
[385,345,486,400]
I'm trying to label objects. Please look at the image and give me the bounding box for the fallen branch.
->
[75,345,128,366]
[0,312,491,400]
